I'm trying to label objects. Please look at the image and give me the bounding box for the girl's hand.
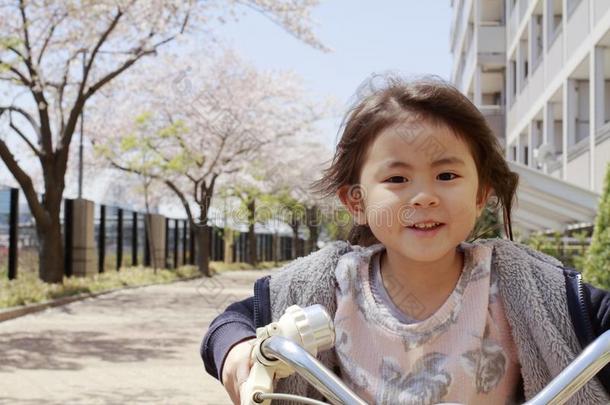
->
[222,338,256,405]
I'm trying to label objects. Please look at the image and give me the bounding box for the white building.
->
[450,0,608,234]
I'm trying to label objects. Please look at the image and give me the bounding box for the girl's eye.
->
[385,176,408,183]
[438,172,458,181]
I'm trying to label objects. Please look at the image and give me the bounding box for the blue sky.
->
[214,0,454,148]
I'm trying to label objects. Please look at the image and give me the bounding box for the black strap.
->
[563,267,610,396]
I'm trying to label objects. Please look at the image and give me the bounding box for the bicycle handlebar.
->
[261,335,367,405]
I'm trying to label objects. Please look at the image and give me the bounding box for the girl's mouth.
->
[406,223,445,237]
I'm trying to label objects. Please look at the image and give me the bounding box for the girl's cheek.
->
[448,203,477,220]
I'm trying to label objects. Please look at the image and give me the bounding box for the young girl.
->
[201,76,610,404]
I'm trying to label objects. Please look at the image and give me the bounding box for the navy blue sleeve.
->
[582,281,610,393]
[584,282,610,337]
[200,296,257,382]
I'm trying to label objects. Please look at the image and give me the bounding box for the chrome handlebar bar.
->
[261,335,367,405]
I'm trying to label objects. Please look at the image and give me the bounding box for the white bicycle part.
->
[240,304,366,405]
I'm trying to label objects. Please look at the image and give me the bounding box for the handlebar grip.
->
[240,361,275,405]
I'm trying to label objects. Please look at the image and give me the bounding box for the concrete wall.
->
[566,150,591,188]
[479,26,506,53]
[566,1,589,57]
[147,214,166,269]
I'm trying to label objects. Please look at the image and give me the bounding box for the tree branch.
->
[110,160,196,228]
[82,8,125,89]
[164,178,195,227]
[18,0,33,63]
[12,2,54,156]
[8,111,42,158]
[0,129,47,227]
[55,8,126,171]
[36,12,68,66]
[0,57,32,86]
[0,105,42,141]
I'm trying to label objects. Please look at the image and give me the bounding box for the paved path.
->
[0,270,272,405]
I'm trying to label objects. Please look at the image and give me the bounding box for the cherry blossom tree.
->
[218,164,270,266]
[0,0,325,283]
[269,140,333,254]
[224,138,333,259]
[91,49,321,276]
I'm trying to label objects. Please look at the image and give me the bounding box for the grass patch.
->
[209,260,285,274]
[0,260,284,309]
[0,265,200,309]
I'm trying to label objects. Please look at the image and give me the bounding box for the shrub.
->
[583,162,610,289]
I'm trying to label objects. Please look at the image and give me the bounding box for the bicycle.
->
[239,304,610,405]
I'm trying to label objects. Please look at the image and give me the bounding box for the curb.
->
[0,275,204,323]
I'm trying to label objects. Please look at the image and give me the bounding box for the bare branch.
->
[18,0,33,62]
[8,111,42,158]
[0,58,32,86]
[164,178,195,227]
[202,133,227,179]
[0,129,47,227]
[1,105,40,133]
[85,34,176,99]
[110,160,196,227]
[56,49,83,134]
[82,8,125,90]
[57,8,126,164]
[36,12,68,66]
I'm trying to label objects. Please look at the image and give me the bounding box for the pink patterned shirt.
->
[334,241,521,404]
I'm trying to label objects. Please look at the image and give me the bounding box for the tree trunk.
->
[247,199,257,266]
[272,232,279,265]
[307,224,319,254]
[290,220,300,259]
[306,205,320,254]
[224,227,234,264]
[196,224,211,277]
[37,216,64,283]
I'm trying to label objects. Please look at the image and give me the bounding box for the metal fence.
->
[0,188,303,280]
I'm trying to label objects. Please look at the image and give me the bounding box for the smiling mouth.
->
[407,222,444,230]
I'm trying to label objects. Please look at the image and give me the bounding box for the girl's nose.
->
[409,190,440,207]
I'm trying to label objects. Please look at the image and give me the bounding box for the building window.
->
[533,14,543,71]
[567,0,582,17]
[549,0,563,47]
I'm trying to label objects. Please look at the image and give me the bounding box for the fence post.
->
[8,188,19,280]
[174,219,179,269]
[64,199,73,277]
[132,212,138,266]
[144,214,151,267]
[98,204,106,273]
[272,233,278,264]
[116,208,123,271]
[182,219,187,265]
[189,225,195,265]
[165,217,169,268]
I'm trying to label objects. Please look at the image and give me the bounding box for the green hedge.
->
[583,162,610,290]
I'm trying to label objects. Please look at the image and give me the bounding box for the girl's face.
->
[344,118,488,263]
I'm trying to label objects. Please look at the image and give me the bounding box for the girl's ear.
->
[337,185,367,226]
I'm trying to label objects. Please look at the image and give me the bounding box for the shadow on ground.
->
[0,329,191,372]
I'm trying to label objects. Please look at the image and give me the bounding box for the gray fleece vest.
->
[268,238,609,404]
